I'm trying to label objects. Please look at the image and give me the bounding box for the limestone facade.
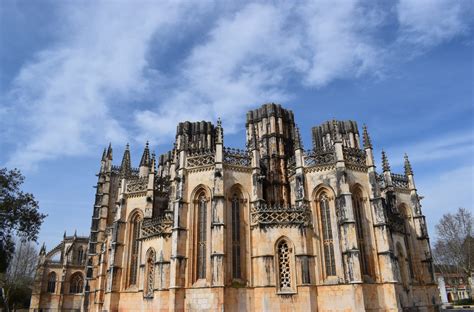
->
[30,103,440,311]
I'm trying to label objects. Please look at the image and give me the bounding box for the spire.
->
[74,230,77,239]
[381,150,391,172]
[40,243,46,255]
[63,230,66,239]
[106,143,113,160]
[139,141,151,167]
[404,153,413,176]
[120,143,131,176]
[362,124,372,149]
[101,147,107,161]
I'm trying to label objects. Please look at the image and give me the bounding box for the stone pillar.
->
[210,120,225,308]
[334,122,362,283]
[365,145,397,283]
[169,148,186,312]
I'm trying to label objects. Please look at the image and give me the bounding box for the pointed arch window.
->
[47,272,56,293]
[129,214,142,286]
[70,272,84,294]
[197,194,207,280]
[231,194,241,279]
[276,239,293,292]
[352,190,371,277]
[319,193,336,277]
[144,249,155,298]
[77,246,84,265]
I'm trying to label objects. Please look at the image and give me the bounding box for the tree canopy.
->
[0,168,46,273]
[433,207,473,275]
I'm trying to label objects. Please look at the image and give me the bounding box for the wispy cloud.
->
[383,130,474,169]
[2,0,472,170]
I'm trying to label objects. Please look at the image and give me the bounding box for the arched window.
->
[352,189,372,277]
[231,193,241,279]
[396,243,409,288]
[129,213,142,286]
[277,239,293,292]
[144,249,155,298]
[197,193,207,280]
[77,246,84,264]
[47,272,56,293]
[319,192,336,277]
[399,205,415,279]
[69,272,84,294]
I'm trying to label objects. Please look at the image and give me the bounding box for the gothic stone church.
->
[30,104,440,311]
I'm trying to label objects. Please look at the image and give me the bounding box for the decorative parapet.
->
[141,213,173,239]
[342,146,366,167]
[126,177,148,193]
[391,173,409,189]
[223,147,251,167]
[303,146,336,167]
[111,165,139,176]
[250,202,312,228]
[186,148,215,168]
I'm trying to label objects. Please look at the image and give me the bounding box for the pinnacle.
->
[382,150,390,172]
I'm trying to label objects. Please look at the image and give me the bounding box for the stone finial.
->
[106,143,113,160]
[362,124,372,149]
[40,242,46,255]
[216,117,223,144]
[382,150,391,172]
[120,143,132,176]
[249,125,258,150]
[140,141,151,167]
[73,230,77,239]
[151,151,156,173]
[332,119,341,141]
[294,126,303,150]
[63,230,66,238]
[404,153,413,176]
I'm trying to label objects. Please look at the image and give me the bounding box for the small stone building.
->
[30,233,88,311]
[30,103,440,311]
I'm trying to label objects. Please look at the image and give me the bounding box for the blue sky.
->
[0,0,473,250]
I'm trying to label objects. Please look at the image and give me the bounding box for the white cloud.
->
[3,0,472,169]
[384,131,474,168]
[397,0,470,48]
[4,1,200,170]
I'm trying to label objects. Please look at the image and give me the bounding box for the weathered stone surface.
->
[30,103,439,312]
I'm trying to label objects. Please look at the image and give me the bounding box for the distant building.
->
[30,233,88,311]
[30,103,440,311]
[435,265,473,304]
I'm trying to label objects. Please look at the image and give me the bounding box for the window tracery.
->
[197,193,207,280]
[277,240,292,291]
[319,193,336,277]
[129,213,142,286]
[145,249,155,298]
[69,272,83,294]
[47,272,56,293]
[231,194,241,279]
[352,190,371,277]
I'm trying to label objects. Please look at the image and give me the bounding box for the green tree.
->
[0,167,46,311]
[0,168,46,273]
